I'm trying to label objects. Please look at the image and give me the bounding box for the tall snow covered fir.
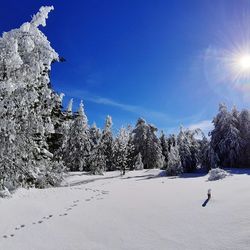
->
[0,6,65,190]
[0,6,249,192]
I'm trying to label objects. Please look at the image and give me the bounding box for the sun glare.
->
[238,54,250,71]
[226,49,250,81]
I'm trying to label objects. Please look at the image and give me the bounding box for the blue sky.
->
[1,0,249,134]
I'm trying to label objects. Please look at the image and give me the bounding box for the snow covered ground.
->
[1,169,250,250]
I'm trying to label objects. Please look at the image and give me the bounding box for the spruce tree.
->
[0,6,65,190]
[160,131,169,168]
[113,127,130,175]
[62,101,91,171]
[210,104,242,168]
[239,109,250,167]
[132,118,164,169]
[100,115,114,171]
[134,152,144,170]
[166,145,183,175]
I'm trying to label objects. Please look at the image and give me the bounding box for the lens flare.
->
[238,54,250,70]
[226,48,250,81]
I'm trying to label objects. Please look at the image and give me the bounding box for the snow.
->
[1,169,250,250]
[208,168,230,181]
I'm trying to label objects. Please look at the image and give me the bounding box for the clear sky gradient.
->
[1,0,249,134]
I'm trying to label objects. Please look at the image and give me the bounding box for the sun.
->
[227,50,250,81]
[238,54,250,71]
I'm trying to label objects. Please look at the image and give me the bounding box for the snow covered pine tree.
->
[0,6,65,191]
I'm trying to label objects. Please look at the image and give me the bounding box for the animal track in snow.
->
[59,213,68,217]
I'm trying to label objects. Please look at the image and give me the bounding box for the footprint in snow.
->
[59,213,68,216]
[3,235,8,239]
[38,220,43,224]
[85,199,91,201]
[15,224,25,230]
[43,215,53,220]
[10,234,14,237]
[66,207,72,211]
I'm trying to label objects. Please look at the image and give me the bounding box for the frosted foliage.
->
[177,127,200,172]
[132,118,164,169]
[100,115,114,171]
[0,6,63,190]
[105,115,113,131]
[208,168,229,181]
[67,98,73,113]
[134,153,144,170]
[210,104,248,168]
[166,145,183,176]
[62,102,91,171]
[76,100,88,128]
[31,6,54,28]
[113,127,130,173]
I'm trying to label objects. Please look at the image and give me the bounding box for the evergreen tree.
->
[160,131,169,168]
[126,128,137,170]
[145,124,164,168]
[238,109,250,167]
[62,101,91,171]
[134,152,144,170]
[210,104,242,168]
[88,141,105,175]
[113,127,130,175]
[177,127,200,173]
[88,122,104,174]
[100,115,114,171]
[0,6,65,190]
[166,145,183,175]
[132,118,164,169]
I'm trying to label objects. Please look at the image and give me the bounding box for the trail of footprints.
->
[2,188,109,239]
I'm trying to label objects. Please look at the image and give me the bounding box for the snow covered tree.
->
[199,136,211,170]
[88,142,105,175]
[88,122,105,174]
[126,127,137,170]
[89,122,101,147]
[166,145,183,175]
[132,118,148,165]
[145,124,164,168]
[177,127,200,173]
[168,134,177,149]
[100,115,114,171]
[134,152,144,170]
[0,6,65,190]
[210,104,242,168]
[160,131,169,168]
[66,98,73,115]
[113,127,130,175]
[62,101,91,171]
[132,118,164,169]
[238,109,250,167]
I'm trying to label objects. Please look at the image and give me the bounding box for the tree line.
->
[57,101,250,176]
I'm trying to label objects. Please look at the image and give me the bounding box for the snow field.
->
[1,169,250,250]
